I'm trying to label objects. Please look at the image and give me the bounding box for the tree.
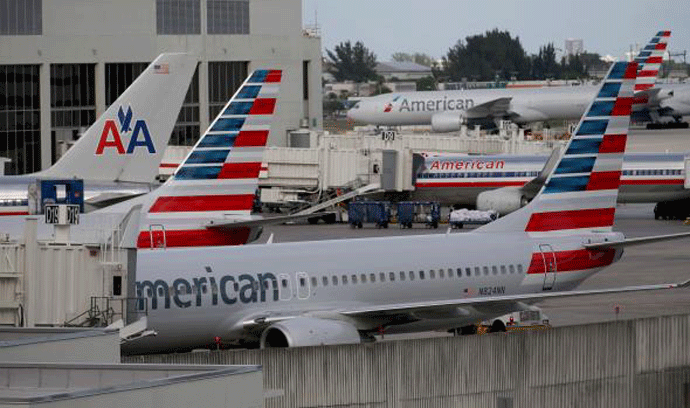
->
[392,52,435,67]
[531,43,560,79]
[442,29,530,81]
[416,75,437,91]
[326,41,378,83]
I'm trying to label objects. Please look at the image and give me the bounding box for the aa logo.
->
[96,106,156,155]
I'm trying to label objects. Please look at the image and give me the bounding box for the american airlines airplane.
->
[0,54,197,215]
[126,61,690,353]
[413,151,690,215]
[347,31,689,131]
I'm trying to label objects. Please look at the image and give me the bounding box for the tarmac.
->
[255,126,690,331]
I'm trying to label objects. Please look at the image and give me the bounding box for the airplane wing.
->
[583,231,690,250]
[463,97,512,119]
[205,212,335,230]
[339,280,690,320]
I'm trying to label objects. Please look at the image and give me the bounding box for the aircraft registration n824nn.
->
[127,61,690,353]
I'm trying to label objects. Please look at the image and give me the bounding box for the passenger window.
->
[322,276,328,286]
[352,274,358,284]
[311,277,317,287]
[370,273,376,282]
[332,276,338,286]
[465,268,471,277]
[342,275,348,284]
[483,266,489,276]
[492,266,498,275]
[475,267,480,276]
[361,274,367,283]
[509,265,515,274]
[400,271,406,281]
[157,287,164,296]
[409,271,415,280]
[419,270,425,280]
[430,270,435,279]
[439,269,444,278]
[380,272,386,281]
[281,279,288,288]
[389,272,395,281]
[517,264,524,274]
[264,280,270,289]
[500,265,507,275]
[299,278,306,287]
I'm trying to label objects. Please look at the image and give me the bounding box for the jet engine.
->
[431,112,464,132]
[476,187,529,215]
[260,317,361,348]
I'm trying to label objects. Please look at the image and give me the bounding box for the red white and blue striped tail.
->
[477,61,637,235]
[634,30,670,92]
[146,69,281,218]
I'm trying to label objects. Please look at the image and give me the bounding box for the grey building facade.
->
[0,0,322,175]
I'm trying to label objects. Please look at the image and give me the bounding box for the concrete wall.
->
[125,314,690,408]
[0,0,322,169]
[0,329,120,363]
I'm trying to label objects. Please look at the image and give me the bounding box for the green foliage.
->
[371,83,392,96]
[326,41,378,83]
[531,43,560,79]
[442,29,531,81]
[391,52,435,67]
[416,76,437,91]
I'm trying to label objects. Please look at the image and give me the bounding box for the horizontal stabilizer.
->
[205,212,335,230]
[583,231,690,249]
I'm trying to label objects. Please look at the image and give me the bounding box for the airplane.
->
[125,60,690,353]
[0,53,197,215]
[347,31,687,131]
[412,151,690,216]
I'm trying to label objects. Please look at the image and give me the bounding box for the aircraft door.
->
[148,224,166,249]
[279,273,292,301]
[296,272,310,299]
[539,244,557,290]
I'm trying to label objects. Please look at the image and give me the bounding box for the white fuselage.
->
[126,229,623,353]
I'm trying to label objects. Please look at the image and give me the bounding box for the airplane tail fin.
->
[634,30,670,92]
[41,53,197,183]
[477,61,637,234]
[144,69,281,218]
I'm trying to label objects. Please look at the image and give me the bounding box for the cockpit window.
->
[353,102,360,109]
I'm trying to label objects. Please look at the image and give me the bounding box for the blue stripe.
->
[236,86,261,99]
[554,157,596,174]
[656,31,666,37]
[644,44,656,50]
[211,118,245,132]
[576,120,608,136]
[587,101,615,117]
[185,150,231,164]
[566,138,602,155]
[223,102,253,115]
[249,70,269,82]
[544,176,589,193]
[597,82,621,98]
[638,51,652,58]
[650,37,660,44]
[175,166,222,180]
[608,62,628,79]
[197,133,238,148]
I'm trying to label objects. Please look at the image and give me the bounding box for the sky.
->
[302,0,690,62]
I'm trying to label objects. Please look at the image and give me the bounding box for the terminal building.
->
[0,0,322,175]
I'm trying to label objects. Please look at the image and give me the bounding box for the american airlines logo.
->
[96,106,156,155]
[398,97,475,113]
[429,159,505,171]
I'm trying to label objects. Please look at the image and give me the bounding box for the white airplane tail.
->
[41,53,197,183]
[634,30,670,92]
[136,69,282,248]
[477,61,637,234]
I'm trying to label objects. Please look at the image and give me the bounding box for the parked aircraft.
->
[347,31,687,130]
[0,54,197,215]
[126,61,690,353]
[412,151,690,216]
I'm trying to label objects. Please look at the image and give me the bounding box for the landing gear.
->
[489,320,507,333]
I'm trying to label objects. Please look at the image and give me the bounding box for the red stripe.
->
[159,163,179,168]
[137,228,251,249]
[623,63,638,79]
[587,171,621,190]
[645,56,663,64]
[149,194,255,213]
[234,130,269,147]
[599,134,627,153]
[218,162,261,179]
[655,43,667,50]
[621,179,684,185]
[637,70,659,78]
[632,96,649,105]
[265,70,282,83]
[0,211,29,216]
[611,97,633,116]
[635,84,654,91]
[660,31,671,37]
[415,181,527,188]
[525,208,616,232]
[526,249,617,274]
[248,98,276,115]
